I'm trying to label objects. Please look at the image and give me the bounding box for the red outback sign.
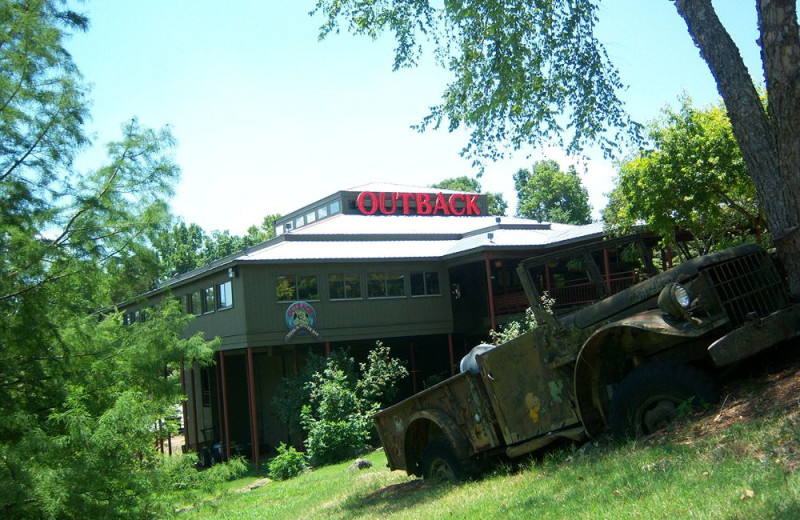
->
[356,191,482,216]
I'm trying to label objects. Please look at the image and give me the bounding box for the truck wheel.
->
[421,437,466,483]
[609,363,720,438]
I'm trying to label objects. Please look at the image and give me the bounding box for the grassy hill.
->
[181,346,800,519]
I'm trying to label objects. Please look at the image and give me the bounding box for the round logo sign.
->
[284,301,321,342]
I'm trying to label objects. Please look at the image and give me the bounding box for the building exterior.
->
[122,183,652,465]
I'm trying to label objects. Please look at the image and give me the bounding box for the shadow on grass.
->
[340,478,454,517]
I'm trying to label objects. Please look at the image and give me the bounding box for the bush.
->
[268,443,307,480]
[276,342,408,468]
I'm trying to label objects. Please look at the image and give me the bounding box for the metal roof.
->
[239,219,605,262]
[155,184,606,288]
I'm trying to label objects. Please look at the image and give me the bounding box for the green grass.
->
[181,366,800,519]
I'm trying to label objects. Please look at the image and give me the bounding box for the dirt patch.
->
[155,434,184,456]
[354,479,435,505]
[642,343,800,473]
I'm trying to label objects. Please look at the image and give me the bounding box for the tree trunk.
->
[673,0,800,296]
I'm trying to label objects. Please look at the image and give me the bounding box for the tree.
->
[154,213,281,281]
[1,2,231,517]
[514,160,592,224]
[605,97,763,257]
[311,0,800,296]
[430,176,507,215]
[155,221,209,279]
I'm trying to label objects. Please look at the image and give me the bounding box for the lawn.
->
[181,359,800,519]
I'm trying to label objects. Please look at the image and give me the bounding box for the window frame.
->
[217,280,233,310]
[410,271,441,297]
[328,273,363,300]
[202,286,216,314]
[367,272,406,299]
[276,274,320,302]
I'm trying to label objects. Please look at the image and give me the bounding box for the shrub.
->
[268,443,307,480]
[276,342,408,468]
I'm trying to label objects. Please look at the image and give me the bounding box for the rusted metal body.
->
[375,242,800,477]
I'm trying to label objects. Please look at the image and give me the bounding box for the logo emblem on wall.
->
[284,301,322,343]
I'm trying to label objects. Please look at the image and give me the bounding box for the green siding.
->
[241,262,453,347]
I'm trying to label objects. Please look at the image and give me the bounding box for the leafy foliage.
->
[275,343,408,467]
[268,443,308,480]
[154,213,281,280]
[430,176,507,216]
[311,0,639,166]
[490,292,555,344]
[514,160,592,224]
[604,97,764,257]
[0,2,232,517]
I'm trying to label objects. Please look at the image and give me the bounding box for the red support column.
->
[325,341,331,357]
[189,365,200,450]
[545,263,552,294]
[484,252,497,331]
[447,333,455,377]
[246,347,261,471]
[219,350,231,461]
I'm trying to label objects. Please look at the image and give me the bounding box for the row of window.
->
[123,281,235,324]
[276,271,440,302]
[182,281,234,316]
[283,200,342,233]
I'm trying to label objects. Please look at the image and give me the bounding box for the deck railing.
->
[493,270,639,316]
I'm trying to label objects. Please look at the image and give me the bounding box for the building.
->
[122,183,652,465]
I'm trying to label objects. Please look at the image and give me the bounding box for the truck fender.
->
[572,310,720,436]
[403,409,472,477]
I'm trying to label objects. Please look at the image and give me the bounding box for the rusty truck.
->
[373,240,800,481]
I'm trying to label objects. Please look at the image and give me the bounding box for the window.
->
[306,211,316,224]
[411,272,440,296]
[329,273,362,300]
[329,200,341,215]
[276,275,319,301]
[190,291,202,316]
[294,216,304,229]
[217,281,233,309]
[318,206,328,218]
[368,272,405,298]
[202,286,215,313]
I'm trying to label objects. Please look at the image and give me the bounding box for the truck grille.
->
[702,250,788,327]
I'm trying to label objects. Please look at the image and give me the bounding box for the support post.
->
[484,252,498,331]
[603,248,612,293]
[215,354,224,449]
[410,343,418,394]
[246,347,260,471]
[544,263,552,294]
[220,350,231,461]
[180,362,190,449]
[189,365,200,450]
[325,341,331,357]
[448,333,455,376]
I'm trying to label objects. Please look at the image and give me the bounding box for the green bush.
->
[268,443,307,480]
[276,342,408,468]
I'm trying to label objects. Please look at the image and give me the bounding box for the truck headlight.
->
[658,283,692,319]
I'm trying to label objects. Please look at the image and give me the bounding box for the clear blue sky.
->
[66,1,762,234]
